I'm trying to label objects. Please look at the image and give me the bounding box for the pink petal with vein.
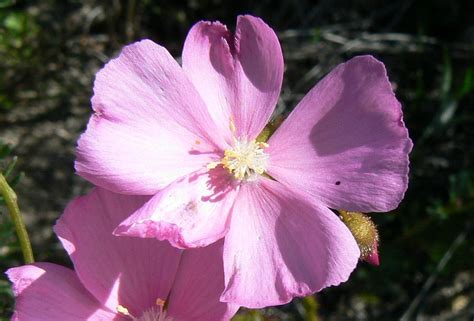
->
[182,15,283,140]
[115,168,238,249]
[76,39,224,195]
[54,188,182,315]
[268,55,412,212]
[221,179,359,308]
[9,188,239,320]
[167,240,240,321]
[6,263,118,321]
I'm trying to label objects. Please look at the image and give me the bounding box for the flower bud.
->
[339,210,380,265]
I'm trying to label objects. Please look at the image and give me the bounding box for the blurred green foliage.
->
[0,4,38,111]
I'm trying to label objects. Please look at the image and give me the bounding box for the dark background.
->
[1,0,473,320]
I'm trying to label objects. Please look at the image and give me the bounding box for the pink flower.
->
[6,188,239,320]
[75,15,412,308]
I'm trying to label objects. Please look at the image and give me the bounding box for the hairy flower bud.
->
[339,210,380,265]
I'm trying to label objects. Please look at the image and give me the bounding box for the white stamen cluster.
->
[207,119,270,181]
[138,307,171,321]
[220,139,269,181]
[117,299,172,321]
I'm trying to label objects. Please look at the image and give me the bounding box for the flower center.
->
[223,139,269,180]
[207,119,270,181]
[209,139,269,181]
[117,299,172,321]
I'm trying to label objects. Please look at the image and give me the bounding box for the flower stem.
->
[301,295,320,321]
[0,173,34,264]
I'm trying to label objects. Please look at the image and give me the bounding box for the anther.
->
[117,305,135,318]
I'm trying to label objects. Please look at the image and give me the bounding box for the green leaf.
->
[457,67,474,99]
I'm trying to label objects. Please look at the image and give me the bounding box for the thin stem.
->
[0,173,34,264]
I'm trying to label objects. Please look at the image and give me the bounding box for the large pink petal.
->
[182,15,283,140]
[54,188,183,316]
[167,240,240,321]
[6,263,119,321]
[268,55,412,212]
[76,39,224,195]
[221,179,360,308]
[115,168,237,249]
[181,21,235,144]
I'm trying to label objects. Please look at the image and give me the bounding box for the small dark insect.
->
[335,181,341,185]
